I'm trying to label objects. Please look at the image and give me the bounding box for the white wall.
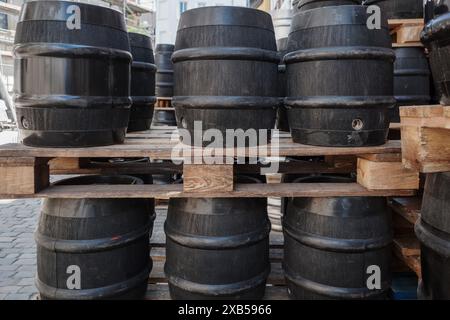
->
[155,0,249,45]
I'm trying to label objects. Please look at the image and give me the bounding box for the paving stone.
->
[4,293,33,300]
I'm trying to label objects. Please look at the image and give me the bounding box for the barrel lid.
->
[290,5,388,33]
[18,0,126,32]
[129,32,153,50]
[156,43,175,52]
[362,0,384,5]
[177,6,274,32]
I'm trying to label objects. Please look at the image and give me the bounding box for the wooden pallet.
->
[400,105,450,173]
[147,206,289,300]
[389,197,422,279]
[0,128,418,199]
[389,18,424,47]
[155,97,172,108]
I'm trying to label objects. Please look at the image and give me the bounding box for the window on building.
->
[179,1,188,13]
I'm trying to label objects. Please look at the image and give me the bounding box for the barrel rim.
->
[18,0,127,32]
[52,174,144,187]
[172,47,280,63]
[284,46,395,64]
[421,12,450,44]
[35,263,151,299]
[289,4,389,33]
[284,96,396,108]
[165,267,270,297]
[173,96,283,109]
[177,6,274,32]
[415,219,450,258]
[283,267,391,299]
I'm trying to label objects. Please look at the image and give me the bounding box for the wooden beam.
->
[357,157,419,190]
[389,197,421,225]
[400,105,450,173]
[0,157,49,195]
[183,164,234,192]
[14,183,416,199]
[0,2,21,16]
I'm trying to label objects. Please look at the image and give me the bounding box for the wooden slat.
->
[394,238,420,257]
[0,138,402,158]
[145,283,289,300]
[0,157,49,195]
[183,164,234,192]
[393,240,421,279]
[389,197,421,224]
[25,182,416,199]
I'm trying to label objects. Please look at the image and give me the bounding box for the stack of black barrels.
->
[415,0,450,300]
[14,0,156,146]
[13,1,157,299]
[153,44,177,126]
[11,0,450,301]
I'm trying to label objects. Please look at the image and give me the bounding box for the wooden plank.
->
[0,138,402,158]
[0,157,49,195]
[393,242,421,279]
[145,283,289,300]
[394,237,420,257]
[357,158,419,190]
[358,153,402,162]
[183,164,234,192]
[28,182,415,199]
[389,197,421,224]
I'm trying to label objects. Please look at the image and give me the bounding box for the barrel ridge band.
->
[131,96,157,104]
[283,223,392,252]
[35,263,150,299]
[14,95,132,109]
[165,267,270,296]
[172,47,280,63]
[165,221,271,250]
[415,219,450,258]
[394,69,430,76]
[283,267,390,299]
[173,96,282,109]
[132,61,157,72]
[284,46,395,64]
[19,0,126,31]
[14,43,132,61]
[284,96,396,108]
[35,222,152,253]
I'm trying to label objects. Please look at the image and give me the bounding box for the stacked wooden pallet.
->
[0,128,418,199]
[389,18,424,47]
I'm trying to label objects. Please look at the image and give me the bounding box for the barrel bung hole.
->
[352,118,364,131]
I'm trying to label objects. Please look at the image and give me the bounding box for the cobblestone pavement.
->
[0,198,41,300]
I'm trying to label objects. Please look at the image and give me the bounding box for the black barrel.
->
[390,47,431,122]
[297,0,361,11]
[155,44,175,98]
[421,1,450,105]
[14,1,132,147]
[173,6,279,147]
[128,33,157,132]
[165,176,271,299]
[88,157,154,184]
[283,175,392,300]
[363,0,423,19]
[285,5,395,147]
[35,175,155,300]
[151,108,177,126]
[415,172,450,299]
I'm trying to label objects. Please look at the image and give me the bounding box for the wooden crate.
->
[400,105,450,173]
[389,18,424,47]
[0,128,418,199]
[389,197,422,279]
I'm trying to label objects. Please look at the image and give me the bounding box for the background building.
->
[155,0,249,45]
